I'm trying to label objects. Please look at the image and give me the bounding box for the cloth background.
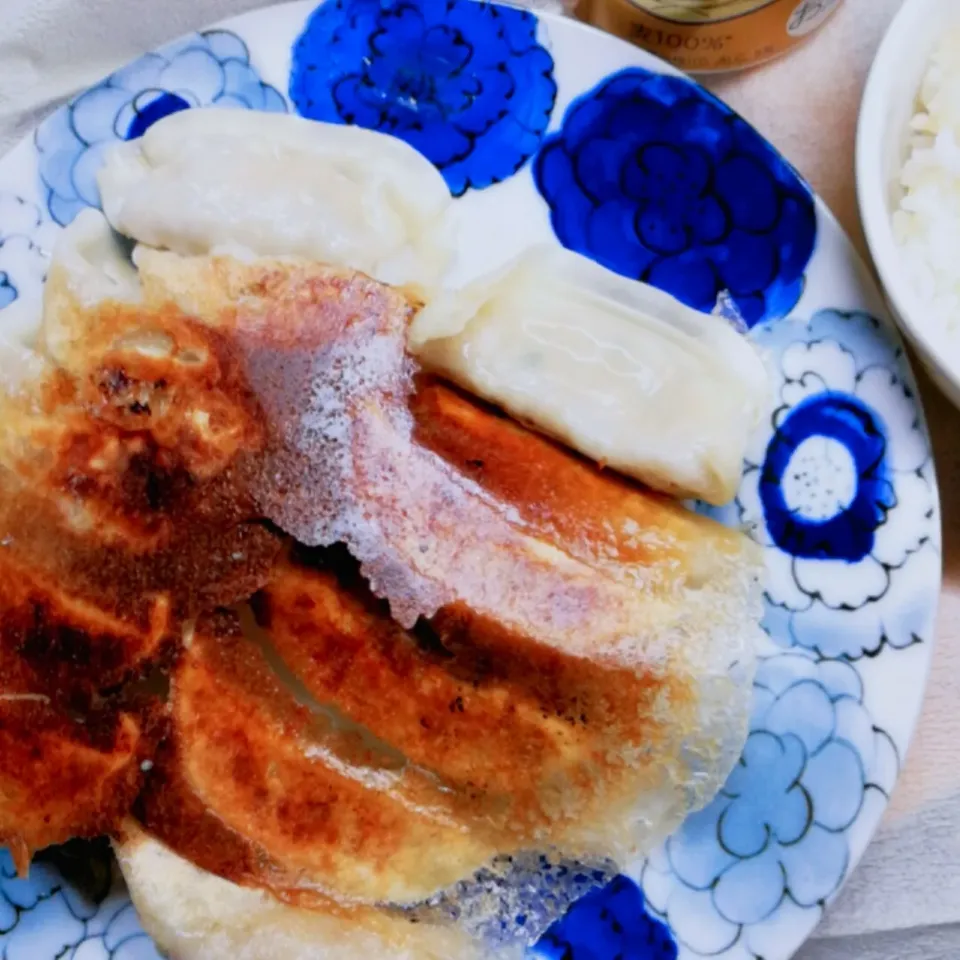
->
[2,0,958,957]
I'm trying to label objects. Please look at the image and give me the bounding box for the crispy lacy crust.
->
[116,824,496,960]
[138,612,496,906]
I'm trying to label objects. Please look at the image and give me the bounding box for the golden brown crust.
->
[0,300,284,690]
[3,301,267,555]
[138,613,495,906]
[0,641,166,874]
[255,554,670,849]
[0,544,175,695]
[409,375,749,580]
[0,294,284,863]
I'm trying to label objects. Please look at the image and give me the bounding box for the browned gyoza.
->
[0,298,283,869]
[125,251,758,866]
[119,264,760,915]
[0,641,163,875]
[138,612,497,906]
[254,551,669,855]
[5,241,761,954]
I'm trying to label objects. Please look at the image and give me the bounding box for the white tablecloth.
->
[3,1,958,957]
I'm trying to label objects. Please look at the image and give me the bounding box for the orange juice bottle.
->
[579,0,845,73]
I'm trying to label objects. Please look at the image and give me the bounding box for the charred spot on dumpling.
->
[409,617,456,661]
[82,304,267,481]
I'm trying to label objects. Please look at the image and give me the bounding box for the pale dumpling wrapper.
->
[0,297,44,349]
[0,211,137,385]
[410,246,772,505]
[97,108,453,286]
[117,826,514,960]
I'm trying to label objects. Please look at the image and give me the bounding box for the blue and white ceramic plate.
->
[0,2,941,958]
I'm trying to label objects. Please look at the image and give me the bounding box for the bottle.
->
[579,0,845,73]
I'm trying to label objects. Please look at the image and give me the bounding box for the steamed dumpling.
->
[410,246,771,505]
[97,108,453,286]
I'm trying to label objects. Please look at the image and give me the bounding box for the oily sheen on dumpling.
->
[131,248,764,846]
[12,233,766,954]
[410,245,771,505]
[96,108,452,286]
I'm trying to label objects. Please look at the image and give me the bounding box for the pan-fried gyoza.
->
[0,108,769,959]
[0,221,282,868]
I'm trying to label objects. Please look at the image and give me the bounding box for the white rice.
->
[894,28,960,341]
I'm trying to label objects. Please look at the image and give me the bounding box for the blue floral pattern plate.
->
[0,2,940,959]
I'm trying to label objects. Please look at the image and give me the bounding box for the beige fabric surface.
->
[1,0,957,957]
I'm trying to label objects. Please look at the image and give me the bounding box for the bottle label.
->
[586,0,842,71]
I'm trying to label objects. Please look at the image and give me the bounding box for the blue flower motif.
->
[736,310,939,659]
[534,69,817,327]
[0,274,14,310]
[537,876,677,960]
[0,194,57,316]
[0,841,116,957]
[2,894,86,960]
[289,0,557,196]
[640,649,898,959]
[760,392,893,563]
[70,898,162,959]
[36,30,287,226]
[1,849,62,933]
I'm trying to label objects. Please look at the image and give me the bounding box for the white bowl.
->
[857,0,960,408]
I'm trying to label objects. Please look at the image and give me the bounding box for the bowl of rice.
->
[858,0,960,407]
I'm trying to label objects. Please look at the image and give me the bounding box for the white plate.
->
[0,2,941,958]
